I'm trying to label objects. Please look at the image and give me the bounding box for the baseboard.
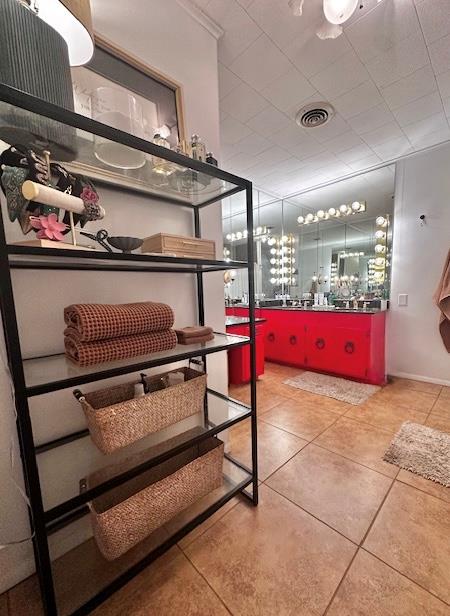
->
[388,371,450,387]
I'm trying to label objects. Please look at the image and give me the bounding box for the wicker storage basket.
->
[85,437,224,560]
[74,367,206,454]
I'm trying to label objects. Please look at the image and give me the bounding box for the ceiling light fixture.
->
[297,201,366,225]
[323,0,358,24]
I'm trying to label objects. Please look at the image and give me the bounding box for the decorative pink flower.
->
[80,186,99,205]
[30,214,67,241]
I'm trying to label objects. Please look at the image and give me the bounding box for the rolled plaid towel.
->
[65,329,177,366]
[64,302,174,342]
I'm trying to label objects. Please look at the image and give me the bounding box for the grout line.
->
[359,547,450,607]
[322,547,361,615]
[359,469,399,547]
[176,497,241,550]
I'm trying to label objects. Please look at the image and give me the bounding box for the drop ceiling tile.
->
[360,121,405,147]
[260,68,317,113]
[345,0,421,63]
[221,82,269,123]
[310,51,370,100]
[246,106,292,137]
[218,63,242,99]
[380,65,437,110]
[229,34,293,92]
[284,26,352,78]
[365,31,429,88]
[270,123,317,150]
[221,141,244,162]
[220,115,254,145]
[406,125,450,149]
[235,132,271,155]
[348,103,396,135]
[348,154,382,171]
[443,96,450,118]
[429,33,450,75]
[436,70,450,99]
[338,143,375,164]
[297,151,343,172]
[415,0,450,45]
[287,138,327,161]
[223,151,262,173]
[332,80,383,120]
[307,114,351,143]
[372,135,413,160]
[236,0,253,8]
[323,131,365,155]
[319,161,353,180]
[207,0,262,65]
[393,91,443,127]
[402,111,449,144]
[246,145,292,170]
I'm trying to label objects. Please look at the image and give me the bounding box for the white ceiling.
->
[193,0,450,196]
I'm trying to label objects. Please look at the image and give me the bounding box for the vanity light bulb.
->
[305,213,314,222]
[312,275,318,282]
[317,210,325,219]
[236,231,242,240]
[359,252,364,256]
[270,258,276,265]
[375,257,385,267]
[297,216,304,224]
[375,244,385,254]
[291,248,295,254]
[270,248,276,255]
[376,216,387,227]
[350,275,355,281]
[270,278,276,284]
[291,278,296,285]
[339,204,348,213]
[226,233,232,241]
[375,230,385,240]
[256,226,262,235]
[351,201,361,211]
[328,207,336,216]
[270,268,276,274]
[243,230,248,238]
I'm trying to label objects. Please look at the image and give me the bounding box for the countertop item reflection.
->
[229,304,387,315]
[225,316,266,327]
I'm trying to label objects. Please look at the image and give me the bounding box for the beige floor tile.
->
[0,594,8,616]
[232,381,292,414]
[426,415,450,433]
[344,400,428,432]
[431,394,450,419]
[289,388,353,415]
[7,575,42,616]
[397,469,450,503]
[327,549,450,616]
[364,482,450,603]
[93,548,230,616]
[388,377,443,396]
[266,444,392,544]
[178,497,240,549]
[184,484,356,616]
[260,398,339,441]
[440,386,450,399]
[264,362,302,379]
[228,419,307,481]
[373,389,437,413]
[315,417,398,478]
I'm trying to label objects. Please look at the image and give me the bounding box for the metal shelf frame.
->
[0,86,258,615]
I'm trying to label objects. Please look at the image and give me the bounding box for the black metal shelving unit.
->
[0,84,258,615]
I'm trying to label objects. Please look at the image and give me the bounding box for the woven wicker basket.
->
[74,367,206,454]
[85,437,224,560]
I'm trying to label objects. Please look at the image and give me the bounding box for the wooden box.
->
[141,233,215,260]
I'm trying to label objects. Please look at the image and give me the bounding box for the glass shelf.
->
[8,245,248,273]
[48,460,251,615]
[23,333,249,396]
[38,390,251,518]
[0,85,248,207]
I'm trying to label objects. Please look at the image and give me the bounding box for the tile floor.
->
[2,364,449,615]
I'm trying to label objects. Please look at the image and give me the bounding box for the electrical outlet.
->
[398,294,408,307]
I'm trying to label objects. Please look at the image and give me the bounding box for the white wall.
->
[0,0,223,592]
[387,142,450,385]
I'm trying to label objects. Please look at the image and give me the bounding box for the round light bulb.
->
[305,212,314,222]
[236,231,242,240]
[339,204,348,213]
[351,201,361,211]
[375,257,385,266]
[328,207,336,216]
[270,278,276,284]
[226,233,231,241]
[375,230,386,240]
[375,244,386,254]
[323,0,359,25]
[317,209,325,219]
[256,226,262,235]
[243,230,248,238]
[376,216,387,227]
[270,248,276,255]
[297,216,304,224]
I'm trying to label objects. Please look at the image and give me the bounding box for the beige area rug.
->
[383,421,450,487]
[283,371,380,405]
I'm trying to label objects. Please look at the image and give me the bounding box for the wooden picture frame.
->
[67,34,186,195]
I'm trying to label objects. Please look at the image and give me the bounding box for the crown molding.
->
[176,0,224,40]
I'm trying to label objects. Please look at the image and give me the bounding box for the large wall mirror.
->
[223,164,395,306]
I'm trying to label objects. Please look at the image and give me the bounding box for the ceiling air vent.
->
[295,102,335,128]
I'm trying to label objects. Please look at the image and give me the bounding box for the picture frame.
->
[68,34,187,195]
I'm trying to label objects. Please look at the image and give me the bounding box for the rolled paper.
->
[21,180,105,219]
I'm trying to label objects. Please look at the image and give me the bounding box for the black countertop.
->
[225,316,266,327]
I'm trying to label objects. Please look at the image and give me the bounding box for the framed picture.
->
[68,34,186,195]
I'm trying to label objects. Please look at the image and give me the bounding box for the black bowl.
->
[107,236,143,253]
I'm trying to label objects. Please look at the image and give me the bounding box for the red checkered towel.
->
[64,302,174,342]
[64,329,177,366]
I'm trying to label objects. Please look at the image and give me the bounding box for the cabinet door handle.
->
[290,335,297,345]
[345,341,355,354]
[315,338,325,350]
[268,332,275,342]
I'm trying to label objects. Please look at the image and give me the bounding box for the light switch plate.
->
[398,294,408,307]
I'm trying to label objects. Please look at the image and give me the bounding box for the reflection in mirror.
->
[222,165,395,308]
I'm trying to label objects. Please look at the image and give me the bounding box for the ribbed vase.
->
[0,0,77,160]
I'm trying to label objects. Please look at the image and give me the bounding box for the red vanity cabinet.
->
[226,319,266,385]
[260,308,386,385]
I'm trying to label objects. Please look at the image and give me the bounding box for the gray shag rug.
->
[383,421,450,487]
[283,371,380,405]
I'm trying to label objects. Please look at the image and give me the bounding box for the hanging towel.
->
[434,248,450,353]
[64,302,174,342]
[65,329,177,366]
